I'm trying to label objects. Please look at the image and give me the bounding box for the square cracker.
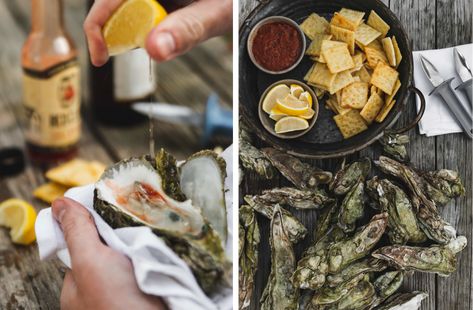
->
[322,45,354,73]
[381,37,396,67]
[355,23,381,46]
[46,159,106,187]
[331,12,358,31]
[33,182,68,204]
[313,86,327,99]
[306,34,333,56]
[325,99,338,113]
[386,79,401,105]
[304,63,316,81]
[331,95,352,115]
[300,13,330,40]
[392,36,403,67]
[360,92,384,124]
[308,62,337,90]
[350,53,364,72]
[376,100,396,123]
[341,82,369,109]
[356,66,372,83]
[339,8,365,26]
[371,62,399,95]
[319,39,347,62]
[367,10,390,37]
[365,45,388,69]
[334,109,368,139]
[330,25,355,54]
[330,69,355,94]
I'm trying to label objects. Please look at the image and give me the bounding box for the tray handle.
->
[388,86,425,134]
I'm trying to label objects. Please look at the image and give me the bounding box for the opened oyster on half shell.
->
[93,149,230,294]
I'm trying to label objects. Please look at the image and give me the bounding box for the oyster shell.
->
[179,150,227,242]
[94,151,229,294]
[329,158,371,195]
[261,205,299,310]
[239,205,260,310]
[246,187,334,210]
[262,148,333,189]
[379,133,410,162]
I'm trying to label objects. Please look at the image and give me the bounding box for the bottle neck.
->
[31,0,64,34]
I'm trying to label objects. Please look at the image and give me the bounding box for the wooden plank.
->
[434,0,472,309]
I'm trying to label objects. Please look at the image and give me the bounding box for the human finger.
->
[145,0,232,62]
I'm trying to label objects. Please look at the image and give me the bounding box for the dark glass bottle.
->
[88,0,194,127]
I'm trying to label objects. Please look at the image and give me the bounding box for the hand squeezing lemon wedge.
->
[103,0,168,56]
[0,199,37,245]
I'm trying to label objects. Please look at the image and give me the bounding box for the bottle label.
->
[22,59,81,148]
[113,48,156,101]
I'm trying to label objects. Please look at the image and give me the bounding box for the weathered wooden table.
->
[239,0,472,309]
[0,1,232,308]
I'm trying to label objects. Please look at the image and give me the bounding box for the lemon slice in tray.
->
[276,94,309,116]
[275,116,309,134]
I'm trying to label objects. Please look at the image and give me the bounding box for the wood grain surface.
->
[0,0,232,308]
[239,1,472,310]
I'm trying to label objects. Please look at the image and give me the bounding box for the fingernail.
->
[52,199,67,223]
[155,32,176,58]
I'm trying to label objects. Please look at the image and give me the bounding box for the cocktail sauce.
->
[252,22,302,72]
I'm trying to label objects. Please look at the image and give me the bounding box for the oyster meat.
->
[94,150,229,294]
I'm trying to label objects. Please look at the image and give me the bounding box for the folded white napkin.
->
[35,145,234,310]
[413,43,472,137]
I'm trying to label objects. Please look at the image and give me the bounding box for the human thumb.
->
[52,198,104,267]
[145,0,232,62]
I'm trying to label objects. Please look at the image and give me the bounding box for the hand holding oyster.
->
[93,149,230,294]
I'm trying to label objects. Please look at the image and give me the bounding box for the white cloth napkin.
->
[413,43,472,137]
[35,145,234,310]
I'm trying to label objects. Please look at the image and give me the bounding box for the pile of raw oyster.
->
[93,149,231,294]
[239,128,467,310]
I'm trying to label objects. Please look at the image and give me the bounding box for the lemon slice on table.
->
[103,0,168,56]
[290,84,304,98]
[299,91,313,107]
[262,84,291,113]
[0,199,37,245]
[269,108,287,121]
[276,95,309,116]
[299,108,315,120]
[275,116,309,134]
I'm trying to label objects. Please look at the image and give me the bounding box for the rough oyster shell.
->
[93,151,229,294]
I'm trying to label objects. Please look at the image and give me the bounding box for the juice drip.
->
[148,57,155,158]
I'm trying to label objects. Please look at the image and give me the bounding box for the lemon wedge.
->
[299,91,313,107]
[262,84,291,114]
[275,116,309,133]
[299,108,315,120]
[0,199,37,245]
[269,108,287,121]
[103,0,168,56]
[276,94,309,116]
[290,84,304,98]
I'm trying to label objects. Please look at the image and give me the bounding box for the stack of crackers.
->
[33,159,106,203]
[300,8,402,139]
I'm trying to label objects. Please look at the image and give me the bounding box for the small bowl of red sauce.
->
[247,16,306,74]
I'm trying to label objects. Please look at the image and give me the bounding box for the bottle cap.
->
[0,148,25,177]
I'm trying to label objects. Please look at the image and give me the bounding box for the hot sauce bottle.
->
[22,0,81,163]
